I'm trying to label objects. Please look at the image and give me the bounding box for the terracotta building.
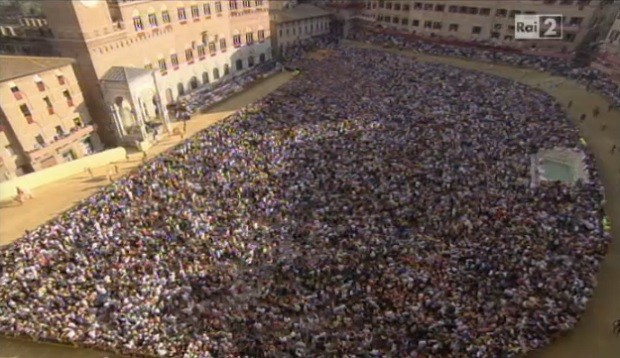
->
[40,0,272,146]
[270,3,333,57]
[0,55,103,181]
[0,16,54,56]
[363,0,605,54]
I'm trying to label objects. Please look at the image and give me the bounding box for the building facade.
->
[40,0,272,146]
[603,12,620,54]
[268,0,298,11]
[594,11,620,78]
[270,3,333,57]
[0,55,103,181]
[0,16,54,56]
[364,0,603,53]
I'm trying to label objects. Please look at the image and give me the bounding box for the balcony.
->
[27,125,95,162]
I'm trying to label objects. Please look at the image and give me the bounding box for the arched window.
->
[248,56,254,67]
[132,10,144,31]
[202,71,209,84]
[147,8,158,27]
[177,83,185,96]
[213,68,220,80]
[190,76,198,89]
[224,64,230,75]
[165,88,173,103]
[259,53,266,63]
[235,59,243,70]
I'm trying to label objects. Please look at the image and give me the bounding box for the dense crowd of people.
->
[280,34,340,61]
[0,47,611,357]
[173,61,282,117]
[348,29,620,108]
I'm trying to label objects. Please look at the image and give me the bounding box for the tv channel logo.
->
[515,14,563,40]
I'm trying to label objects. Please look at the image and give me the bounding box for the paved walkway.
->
[350,41,620,358]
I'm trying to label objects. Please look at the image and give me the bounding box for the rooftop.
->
[101,66,152,83]
[272,4,332,24]
[0,55,74,82]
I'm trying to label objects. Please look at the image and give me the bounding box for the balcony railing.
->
[27,125,95,162]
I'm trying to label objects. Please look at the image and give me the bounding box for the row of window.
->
[279,21,329,38]
[171,53,268,98]
[9,74,66,100]
[230,0,264,10]
[30,122,83,151]
[18,90,74,125]
[373,1,590,17]
[133,1,264,31]
[133,4,207,31]
[2,116,86,159]
[378,13,584,28]
[153,31,264,72]
[379,16,578,41]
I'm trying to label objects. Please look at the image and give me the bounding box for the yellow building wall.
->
[370,0,599,52]
[42,0,271,145]
[0,63,92,152]
[0,147,126,202]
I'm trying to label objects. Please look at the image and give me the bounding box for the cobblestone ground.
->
[1,44,618,357]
